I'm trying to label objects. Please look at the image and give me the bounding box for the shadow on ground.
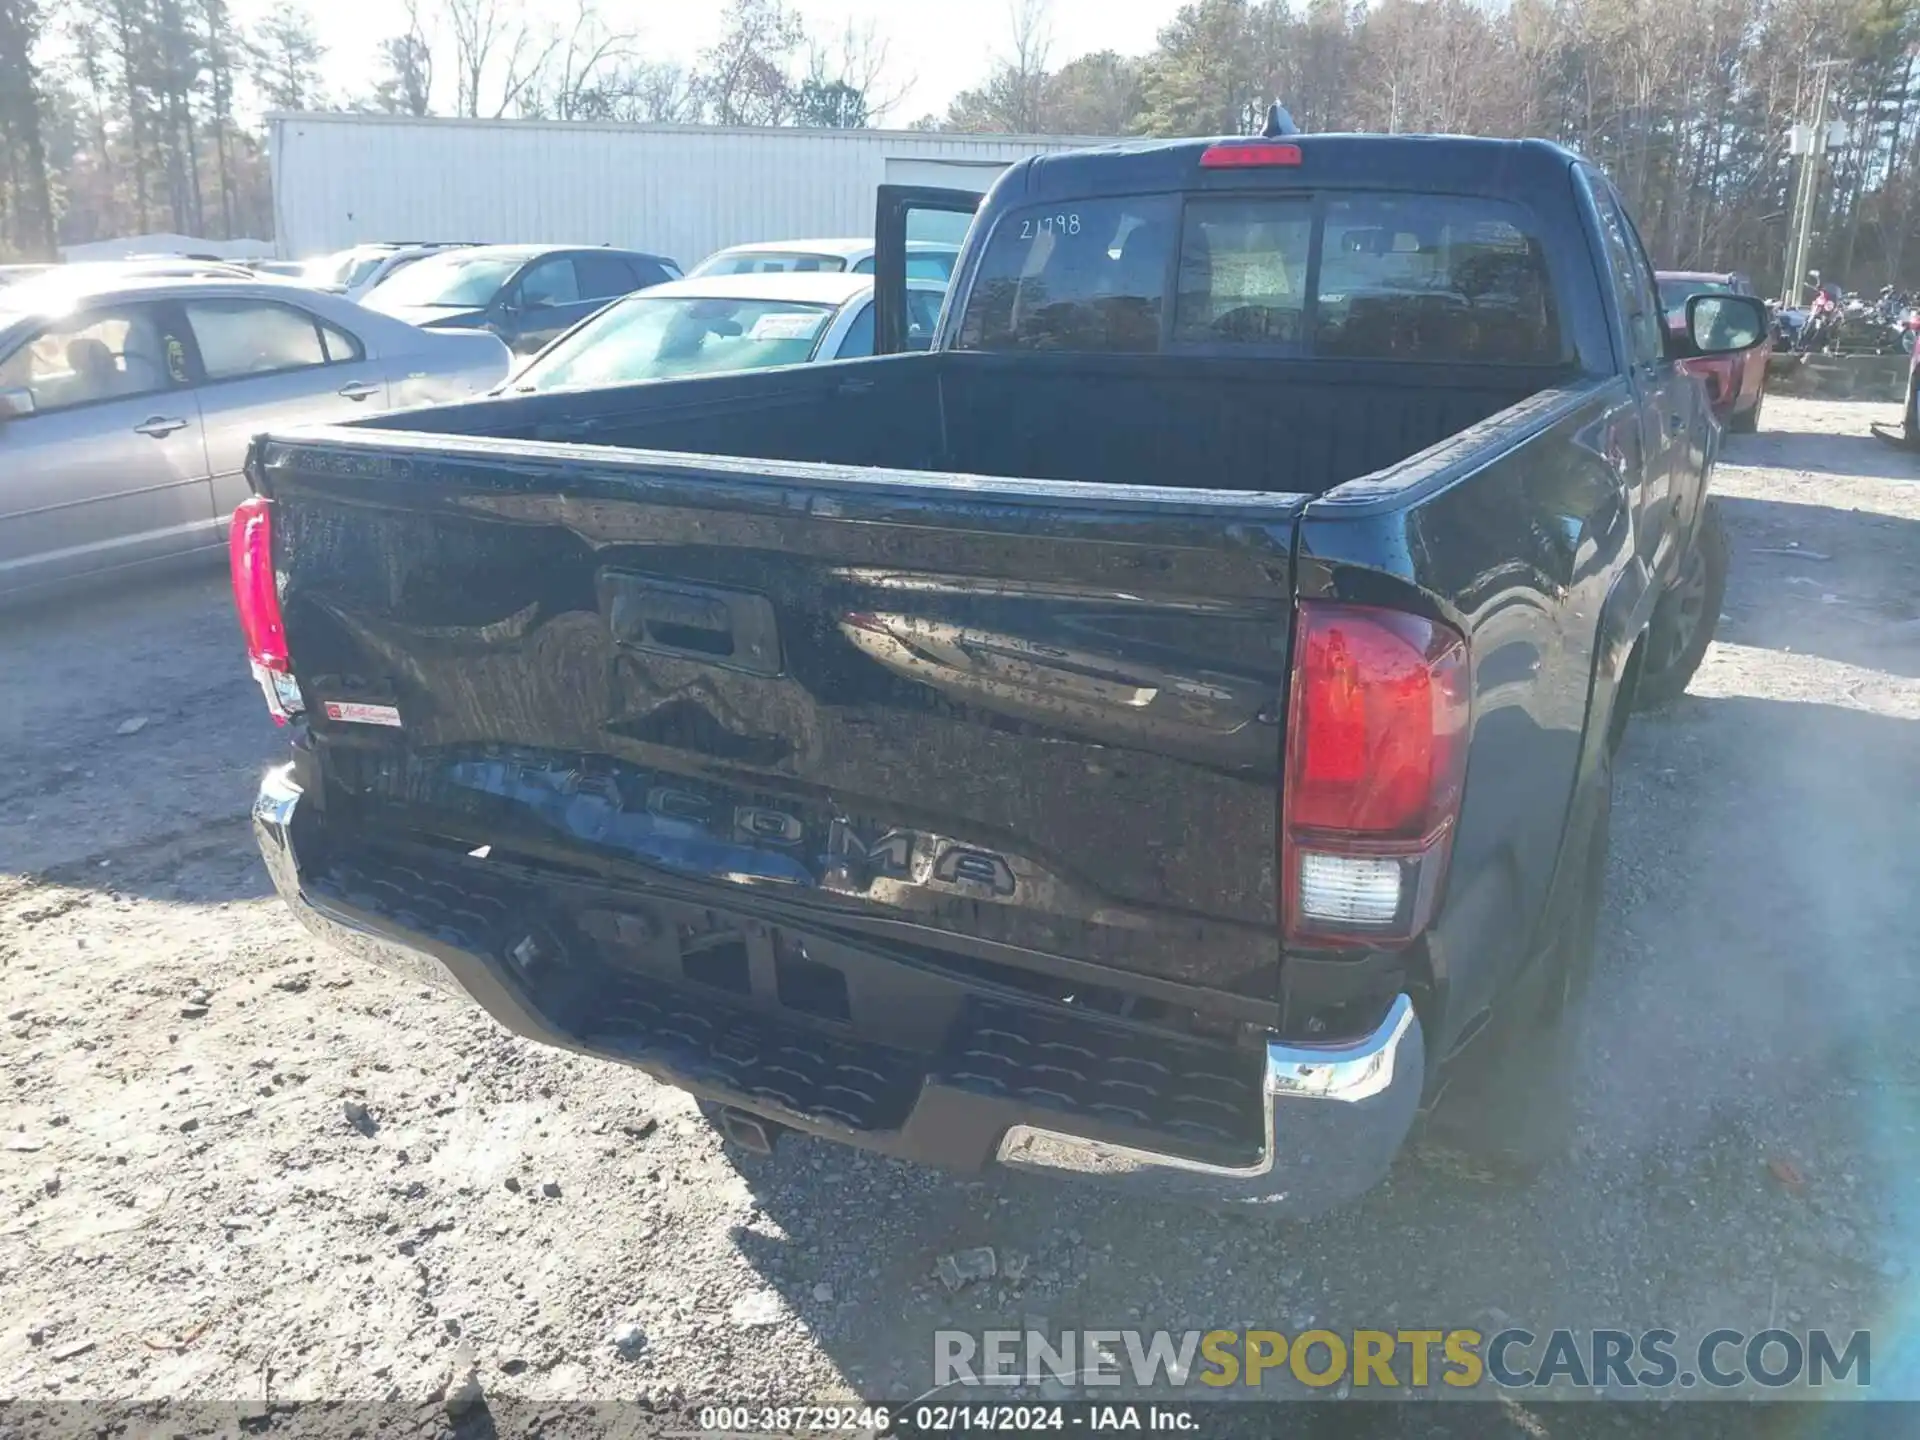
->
[684,690,1918,1403]
[1713,491,1920,677]
[1722,413,1920,481]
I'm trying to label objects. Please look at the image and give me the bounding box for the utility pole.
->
[1783,60,1848,305]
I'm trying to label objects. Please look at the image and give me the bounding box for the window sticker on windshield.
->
[746,313,823,341]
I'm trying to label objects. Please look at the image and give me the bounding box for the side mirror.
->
[1685,293,1768,356]
[0,387,35,419]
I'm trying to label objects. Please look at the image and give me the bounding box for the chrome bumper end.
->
[253,763,467,995]
[995,994,1426,1215]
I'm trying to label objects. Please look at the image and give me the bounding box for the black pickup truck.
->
[234,125,1765,1216]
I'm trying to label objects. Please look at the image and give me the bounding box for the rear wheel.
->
[1906,376,1919,445]
[1728,388,1762,434]
[1634,498,1728,710]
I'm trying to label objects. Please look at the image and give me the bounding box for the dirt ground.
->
[3,396,1920,1424]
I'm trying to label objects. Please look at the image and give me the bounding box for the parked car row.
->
[1,227,959,601]
[358,244,682,355]
[0,276,510,601]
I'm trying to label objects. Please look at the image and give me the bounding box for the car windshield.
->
[1658,278,1732,325]
[508,295,837,392]
[307,250,377,287]
[365,254,521,309]
[695,251,851,277]
[341,255,389,288]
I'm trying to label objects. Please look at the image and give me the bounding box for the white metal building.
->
[268,114,1112,269]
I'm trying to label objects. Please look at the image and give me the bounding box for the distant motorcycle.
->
[1802,288,1842,352]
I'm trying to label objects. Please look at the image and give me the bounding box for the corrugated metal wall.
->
[269,115,1108,266]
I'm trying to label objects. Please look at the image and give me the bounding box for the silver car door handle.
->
[133,416,188,438]
[337,381,381,401]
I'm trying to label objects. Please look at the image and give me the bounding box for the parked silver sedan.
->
[0,276,510,601]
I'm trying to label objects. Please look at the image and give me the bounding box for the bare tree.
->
[694,0,805,126]
[444,0,559,118]
[618,60,698,122]
[371,0,434,116]
[533,1,637,120]
[804,19,908,124]
[1003,0,1052,131]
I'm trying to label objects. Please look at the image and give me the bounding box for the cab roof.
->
[1013,134,1587,203]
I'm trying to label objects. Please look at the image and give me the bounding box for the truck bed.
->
[364,350,1558,497]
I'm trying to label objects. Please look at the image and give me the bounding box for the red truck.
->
[1657,270,1771,433]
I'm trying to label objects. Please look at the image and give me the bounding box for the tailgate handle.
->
[598,572,782,677]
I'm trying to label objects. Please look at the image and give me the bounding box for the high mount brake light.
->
[1200,143,1303,169]
[228,496,301,724]
[1281,602,1469,947]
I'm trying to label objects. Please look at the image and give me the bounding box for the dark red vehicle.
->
[1658,270,1771,432]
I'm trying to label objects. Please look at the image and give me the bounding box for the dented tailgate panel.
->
[261,435,1305,999]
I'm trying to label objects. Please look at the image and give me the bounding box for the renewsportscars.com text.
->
[935,1327,1871,1392]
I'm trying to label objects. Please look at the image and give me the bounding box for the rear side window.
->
[837,301,876,359]
[956,190,1565,364]
[712,251,846,275]
[1316,195,1561,363]
[957,195,1178,352]
[519,257,581,306]
[630,259,675,289]
[185,300,332,379]
[575,254,639,299]
[320,320,364,363]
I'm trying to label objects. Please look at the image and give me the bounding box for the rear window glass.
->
[704,251,849,276]
[956,190,1564,364]
[1316,195,1561,363]
[956,195,1178,352]
[1174,198,1313,347]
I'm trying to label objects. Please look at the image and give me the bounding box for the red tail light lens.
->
[1200,142,1303,168]
[229,497,302,724]
[1282,602,1469,947]
[229,497,287,671]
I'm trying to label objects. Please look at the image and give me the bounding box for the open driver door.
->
[873,185,981,356]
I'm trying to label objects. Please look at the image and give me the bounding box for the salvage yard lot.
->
[3,395,1919,1409]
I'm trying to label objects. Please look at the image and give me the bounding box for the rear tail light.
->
[228,497,302,723]
[1200,142,1303,168]
[1282,602,1469,947]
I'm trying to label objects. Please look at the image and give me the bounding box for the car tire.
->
[1633,497,1729,710]
[1417,750,1611,1182]
[1728,389,1762,434]
[1906,376,1920,446]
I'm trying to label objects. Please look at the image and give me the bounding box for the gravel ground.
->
[3,396,1919,1425]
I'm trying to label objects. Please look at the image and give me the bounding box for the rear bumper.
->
[254,764,1425,1215]
[996,995,1423,1208]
